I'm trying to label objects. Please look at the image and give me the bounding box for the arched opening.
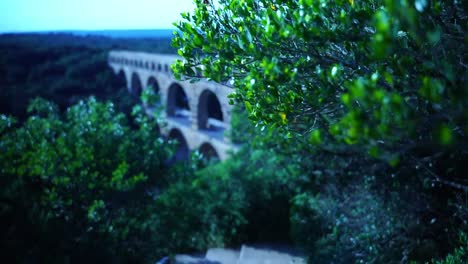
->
[147,77,160,94]
[167,83,190,118]
[199,142,220,161]
[168,128,189,161]
[158,64,162,71]
[145,76,160,105]
[131,73,143,98]
[198,90,224,130]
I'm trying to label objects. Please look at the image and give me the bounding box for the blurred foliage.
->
[141,85,161,107]
[174,0,467,263]
[0,98,177,262]
[149,165,248,255]
[228,104,254,143]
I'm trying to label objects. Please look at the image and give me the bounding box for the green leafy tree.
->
[0,98,172,263]
[173,0,467,262]
[173,0,466,185]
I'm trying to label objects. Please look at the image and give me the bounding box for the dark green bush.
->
[0,98,172,263]
[291,183,412,263]
[150,162,248,255]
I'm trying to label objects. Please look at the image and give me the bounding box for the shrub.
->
[0,98,172,263]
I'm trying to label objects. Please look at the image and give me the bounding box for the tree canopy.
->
[0,98,173,262]
[173,0,467,189]
[173,0,467,262]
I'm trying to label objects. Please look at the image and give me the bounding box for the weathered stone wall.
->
[108,50,237,160]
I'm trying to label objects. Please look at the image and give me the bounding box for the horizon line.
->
[0,28,179,34]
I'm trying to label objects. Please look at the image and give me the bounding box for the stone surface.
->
[237,245,306,264]
[205,248,240,264]
[108,50,238,160]
[174,254,219,264]
[169,245,306,264]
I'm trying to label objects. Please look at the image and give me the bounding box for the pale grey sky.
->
[0,0,195,32]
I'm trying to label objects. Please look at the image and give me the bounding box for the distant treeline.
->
[68,29,176,39]
[0,33,174,119]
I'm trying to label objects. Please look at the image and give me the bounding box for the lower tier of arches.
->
[162,116,235,161]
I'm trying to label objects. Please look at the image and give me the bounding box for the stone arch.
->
[198,89,224,130]
[167,83,190,118]
[146,76,160,105]
[131,72,143,98]
[147,76,160,93]
[169,128,189,161]
[199,142,220,161]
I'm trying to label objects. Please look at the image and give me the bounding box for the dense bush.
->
[0,98,173,263]
[291,182,413,263]
[0,97,295,263]
[150,167,247,255]
[228,105,253,144]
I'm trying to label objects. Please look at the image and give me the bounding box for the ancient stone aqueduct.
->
[108,50,236,161]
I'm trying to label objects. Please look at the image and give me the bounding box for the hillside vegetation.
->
[0,33,174,119]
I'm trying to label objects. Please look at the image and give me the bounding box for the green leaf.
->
[309,129,322,145]
[245,101,253,113]
[437,124,454,145]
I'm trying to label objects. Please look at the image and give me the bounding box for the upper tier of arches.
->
[108,50,236,161]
